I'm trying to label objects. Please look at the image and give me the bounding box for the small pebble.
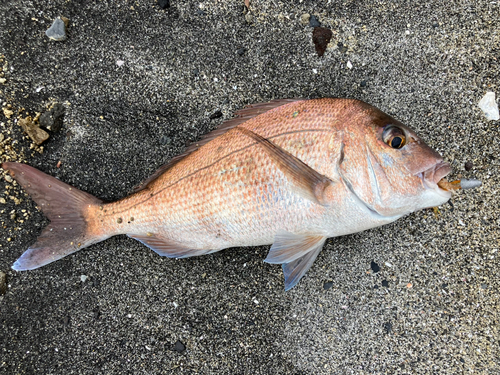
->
[80,275,88,282]
[46,17,68,41]
[158,0,170,9]
[300,14,310,26]
[0,271,6,295]
[383,322,392,333]
[382,280,389,287]
[347,61,353,69]
[370,261,380,273]
[323,281,333,290]
[464,161,473,171]
[478,92,499,121]
[39,103,65,132]
[309,15,321,27]
[19,117,49,145]
[237,48,246,56]
[245,13,253,24]
[160,135,171,145]
[337,42,348,53]
[360,80,367,87]
[210,110,222,120]
[173,340,186,353]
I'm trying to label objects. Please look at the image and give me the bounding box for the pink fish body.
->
[2,98,453,290]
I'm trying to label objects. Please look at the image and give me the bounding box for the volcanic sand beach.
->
[0,1,499,373]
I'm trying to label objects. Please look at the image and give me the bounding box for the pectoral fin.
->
[237,127,336,206]
[264,230,327,290]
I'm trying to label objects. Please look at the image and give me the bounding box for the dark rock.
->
[360,80,367,87]
[158,0,170,9]
[309,15,321,28]
[173,340,186,352]
[465,161,473,171]
[197,9,206,16]
[237,48,246,56]
[312,27,333,57]
[382,280,389,287]
[39,103,65,132]
[0,271,6,295]
[338,42,348,53]
[323,281,333,290]
[210,110,222,120]
[383,322,392,333]
[371,261,380,273]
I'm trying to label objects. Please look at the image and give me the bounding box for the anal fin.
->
[128,233,211,259]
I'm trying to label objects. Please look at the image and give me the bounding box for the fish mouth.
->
[417,161,452,196]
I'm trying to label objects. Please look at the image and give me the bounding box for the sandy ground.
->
[0,0,499,373]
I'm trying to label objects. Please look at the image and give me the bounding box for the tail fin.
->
[2,162,104,271]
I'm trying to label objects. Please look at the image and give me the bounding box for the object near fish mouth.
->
[438,178,482,191]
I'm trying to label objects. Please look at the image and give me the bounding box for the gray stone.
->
[46,17,68,41]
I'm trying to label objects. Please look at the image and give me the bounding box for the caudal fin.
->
[2,162,104,271]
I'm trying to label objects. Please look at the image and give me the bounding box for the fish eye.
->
[383,126,406,149]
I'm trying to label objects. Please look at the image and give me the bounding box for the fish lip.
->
[417,161,452,196]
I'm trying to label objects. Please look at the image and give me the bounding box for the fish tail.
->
[2,162,106,271]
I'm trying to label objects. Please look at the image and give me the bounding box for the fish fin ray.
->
[282,241,325,291]
[236,127,336,205]
[224,99,305,127]
[1,162,106,271]
[133,99,304,192]
[265,230,326,264]
[128,234,210,258]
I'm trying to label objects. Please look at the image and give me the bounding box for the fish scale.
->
[3,98,473,290]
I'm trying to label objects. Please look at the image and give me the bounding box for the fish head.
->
[338,101,452,218]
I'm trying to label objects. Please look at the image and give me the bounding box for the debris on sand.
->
[46,17,69,41]
[478,92,499,121]
[39,103,65,132]
[312,27,333,57]
[18,116,49,145]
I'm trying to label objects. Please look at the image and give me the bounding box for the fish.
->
[1,98,472,290]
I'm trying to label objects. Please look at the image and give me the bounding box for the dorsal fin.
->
[133,99,304,192]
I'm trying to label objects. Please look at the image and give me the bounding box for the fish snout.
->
[419,161,452,190]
